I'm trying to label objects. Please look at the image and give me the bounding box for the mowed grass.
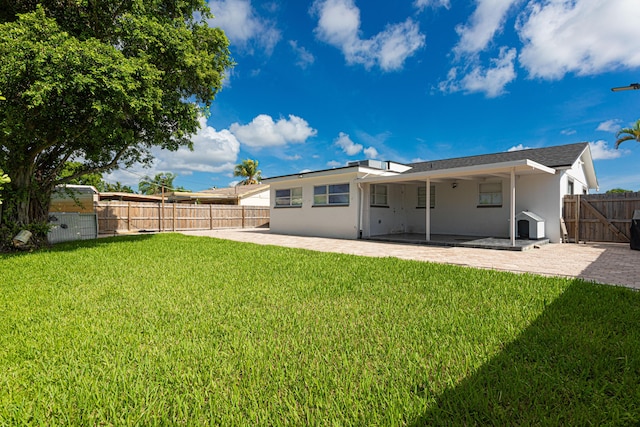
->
[1,233,639,425]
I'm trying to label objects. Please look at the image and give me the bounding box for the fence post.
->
[242,206,246,228]
[127,202,131,232]
[210,204,213,230]
[172,203,176,231]
[575,195,580,243]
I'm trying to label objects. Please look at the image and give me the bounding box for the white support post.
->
[510,167,516,246]
[426,177,431,242]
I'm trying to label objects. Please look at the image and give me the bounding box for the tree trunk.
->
[1,163,52,228]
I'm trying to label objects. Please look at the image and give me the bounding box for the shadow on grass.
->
[0,233,156,258]
[413,280,640,426]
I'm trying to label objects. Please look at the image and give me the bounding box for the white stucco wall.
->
[269,173,361,239]
[239,190,270,206]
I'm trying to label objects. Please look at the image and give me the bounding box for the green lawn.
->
[1,233,639,425]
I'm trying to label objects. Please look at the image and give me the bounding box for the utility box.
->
[48,212,98,244]
[631,210,640,251]
[516,211,545,239]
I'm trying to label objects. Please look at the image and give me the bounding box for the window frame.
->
[274,187,303,208]
[567,178,574,195]
[313,183,350,207]
[478,182,503,207]
[370,184,389,207]
[417,185,436,209]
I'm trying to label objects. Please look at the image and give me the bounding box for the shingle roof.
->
[406,142,589,173]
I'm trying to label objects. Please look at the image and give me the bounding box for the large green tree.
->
[234,159,262,185]
[615,119,640,148]
[0,1,232,232]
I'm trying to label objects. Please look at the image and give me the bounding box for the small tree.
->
[104,182,135,193]
[615,119,640,148]
[139,173,178,195]
[234,159,262,185]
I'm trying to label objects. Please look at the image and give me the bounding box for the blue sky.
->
[106,0,640,192]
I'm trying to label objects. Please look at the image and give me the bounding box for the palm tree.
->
[234,159,262,185]
[615,119,640,148]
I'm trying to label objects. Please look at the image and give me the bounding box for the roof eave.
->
[360,159,555,184]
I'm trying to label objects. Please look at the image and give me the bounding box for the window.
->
[275,187,302,207]
[370,184,388,207]
[478,182,502,207]
[567,179,574,195]
[314,183,350,206]
[417,185,436,208]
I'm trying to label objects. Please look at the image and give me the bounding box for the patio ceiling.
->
[358,159,556,185]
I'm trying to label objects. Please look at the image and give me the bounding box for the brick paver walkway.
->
[182,229,640,290]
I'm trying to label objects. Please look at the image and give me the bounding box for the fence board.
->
[96,201,269,235]
[563,193,640,243]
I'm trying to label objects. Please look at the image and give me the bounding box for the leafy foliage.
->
[234,159,262,185]
[0,2,232,229]
[103,182,135,193]
[58,162,105,190]
[0,169,9,205]
[139,172,180,195]
[615,119,640,148]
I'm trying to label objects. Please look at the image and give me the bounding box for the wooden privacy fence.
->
[96,201,269,234]
[563,193,640,243]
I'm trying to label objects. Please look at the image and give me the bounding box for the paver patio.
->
[182,228,640,290]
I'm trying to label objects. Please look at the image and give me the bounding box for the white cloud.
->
[517,0,640,79]
[327,160,343,168]
[312,0,425,71]
[363,146,379,158]
[414,0,450,11]
[230,114,317,148]
[104,117,240,188]
[507,144,532,151]
[589,140,623,160]
[289,40,315,69]
[441,47,517,97]
[561,129,577,136]
[335,132,363,155]
[453,0,519,56]
[596,119,622,133]
[160,117,240,173]
[208,0,281,54]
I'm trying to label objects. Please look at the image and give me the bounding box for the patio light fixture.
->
[611,83,640,92]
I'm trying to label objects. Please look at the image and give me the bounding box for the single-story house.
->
[173,184,270,206]
[263,142,597,245]
[99,183,270,206]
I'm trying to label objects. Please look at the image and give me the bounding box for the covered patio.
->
[359,159,558,248]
